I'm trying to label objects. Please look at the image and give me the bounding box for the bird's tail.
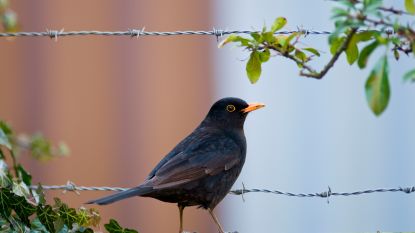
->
[86,185,152,205]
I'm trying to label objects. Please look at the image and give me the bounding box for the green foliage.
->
[271,17,287,33]
[105,219,139,233]
[246,50,262,83]
[405,0,415,14]
[365,55,390,116]
[403,68,415,82]
[0,0,19,32]
[358,41,379,68]
[0,121,137,232]
[220,1,415,116]
[0,122,11,150]
[220,17,320,84]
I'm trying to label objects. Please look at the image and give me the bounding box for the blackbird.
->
[87,97,264,233]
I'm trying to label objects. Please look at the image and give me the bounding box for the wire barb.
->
[46,28,64,41]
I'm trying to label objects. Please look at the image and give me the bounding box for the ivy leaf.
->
[0,160,11,188]
[403,68,415,82]
[31,217,49,232]
[246,50,262,84]
[358,41,379,69]
[405,0,415,14]
[33,183,46,205]
[37,205,58,233]
[77,208,91,227]
[303,47,320,56]
[365,56,390,116]
[12,181,31,199]
[0,127,11,151]
[56,200,78,229]
[0,188,12,219]
[16,164,32,186]
[105,219,138,233]
[271,17,287,33]
[11,195,36,226]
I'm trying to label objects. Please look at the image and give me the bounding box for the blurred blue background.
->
[214,1,415,232]
[0,1,414,232]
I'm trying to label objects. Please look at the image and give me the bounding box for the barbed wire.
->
[0,28,397,42]
[30,181,415,203]
[0,28,333,41]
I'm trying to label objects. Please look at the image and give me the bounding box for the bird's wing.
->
[148,133,242,189]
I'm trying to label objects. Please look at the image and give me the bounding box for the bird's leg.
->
[208,208,225,233]
[178,204,185,233]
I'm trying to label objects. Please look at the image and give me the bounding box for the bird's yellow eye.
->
[226,105,236,112]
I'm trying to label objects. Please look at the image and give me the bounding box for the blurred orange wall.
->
[0,1,215,232]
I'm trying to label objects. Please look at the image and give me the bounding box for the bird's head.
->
[202,97,265,129]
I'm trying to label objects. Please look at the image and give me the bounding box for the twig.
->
[300,28,358,79]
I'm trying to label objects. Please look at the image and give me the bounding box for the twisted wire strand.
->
[30,182,415,200]
[0,29,342,39]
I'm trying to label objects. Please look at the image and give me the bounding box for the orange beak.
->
[241,102,265,113]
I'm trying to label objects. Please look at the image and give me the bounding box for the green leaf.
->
[403,68,415,82]
[393,49,400,60]
[218,35,251,48]
[412,42,415,56]
[358,41,379,69]
[261,31,275,43]
[271,17,287,33]
[33,183,46,205]
[246,50,262,84]
[58,203,78,229]
[0,160,11,188]
[355,31,375,42]
[330,37,345,55]
[11,195,36,226]
[405,0,415,14]
[0,127,11,151]
[259,49,270,62]
[250,32,261,42]
[0,188,12,219]
[105,219,138,233]
[77,208,91,227]
[303,47,320,56]
[37,205,58,233]
[31,217,49,232]
[12,181,31,198]
[294,49,307,62]
[365,56,390,116]
[16,164,32,186]
[345,36,359,64]
[331,7,349,19]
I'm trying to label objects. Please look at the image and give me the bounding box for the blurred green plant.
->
[220,0,415,116]
[0,0,19,32]
[0,121,139,233]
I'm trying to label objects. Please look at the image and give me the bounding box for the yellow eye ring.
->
[226,105,236,112]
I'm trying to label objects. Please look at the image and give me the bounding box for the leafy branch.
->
[0,121,139,233]
[220,0,415,116]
